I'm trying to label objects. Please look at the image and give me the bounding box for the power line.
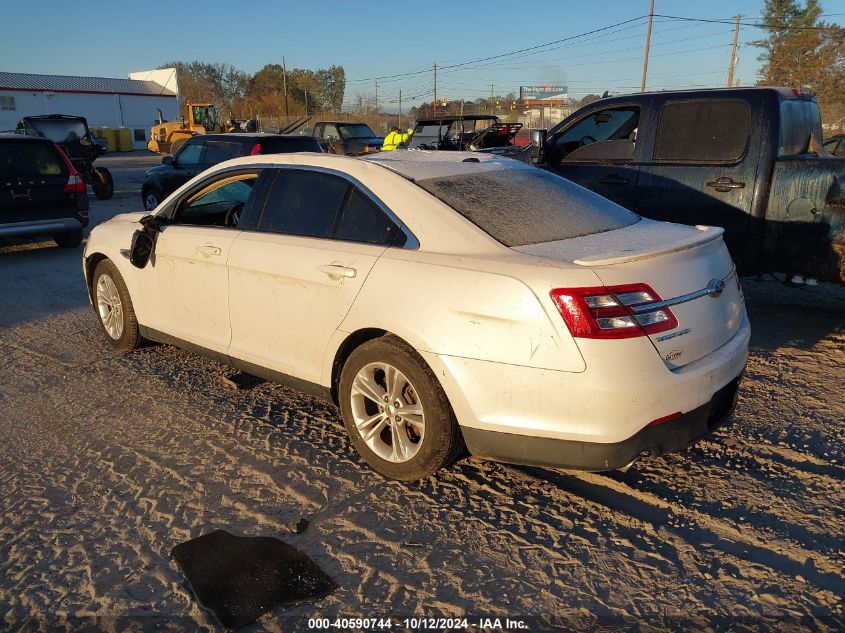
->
[653,13,840,30]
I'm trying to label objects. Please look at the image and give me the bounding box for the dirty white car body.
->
[83,151,749,479]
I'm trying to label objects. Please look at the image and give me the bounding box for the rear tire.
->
[54,229,83,248]
[339,335,464,480]
[92,167,114,200]
[92,259,141,352]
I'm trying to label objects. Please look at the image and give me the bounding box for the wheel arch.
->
[84,251,109,304]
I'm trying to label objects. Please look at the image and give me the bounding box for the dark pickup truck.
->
[312,121,383,156]
[529,87,845,282]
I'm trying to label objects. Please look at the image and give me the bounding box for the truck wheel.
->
[54,229,83,248]
[338,335,464,480]
[92,167,114,200]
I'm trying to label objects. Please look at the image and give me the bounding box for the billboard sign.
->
[519,85,568,100]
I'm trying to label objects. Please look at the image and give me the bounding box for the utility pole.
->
[433,63,437,116]
[375,80,379,113]
[490,84,494,113]
[727,14,741,87]
[398,90,402,130]
[640,0,654,92]
[304,89,308,116]
[282,56,289,117]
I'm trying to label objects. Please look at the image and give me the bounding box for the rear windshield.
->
[416,168,639,246]
[23,119,90,145]
[338,124,376,139]
[259,137,322,154]
[0,140,65,180]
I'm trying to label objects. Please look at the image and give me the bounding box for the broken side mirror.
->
[130,230,154,269]
[162,155,173,165]
[530,129,547,164]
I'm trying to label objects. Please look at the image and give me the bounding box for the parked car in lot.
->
[141,133,322,210]
[83,151,748,480]
[0,134,89,247]
[528,87,845,282]
[408,115,522,151]
[311,121,383,155]
[17,114,114,200]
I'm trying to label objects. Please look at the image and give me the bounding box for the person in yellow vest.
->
[400,127,414,147]
[382,126,402,151]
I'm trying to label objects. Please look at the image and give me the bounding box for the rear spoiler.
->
[573,225,724,266]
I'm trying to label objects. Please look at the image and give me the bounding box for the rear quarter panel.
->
[336,250,592,373]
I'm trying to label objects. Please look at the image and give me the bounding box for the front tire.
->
[339,335,464,480]
[92,259,141,352]
[142,185,163,211]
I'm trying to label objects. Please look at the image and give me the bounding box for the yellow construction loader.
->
[147,102,227,155]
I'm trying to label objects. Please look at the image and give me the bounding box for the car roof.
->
[317,121,370,125]
[415,115,498,124]
[0,132,54,143]
[364,149,530,180]
[189,133,314,142]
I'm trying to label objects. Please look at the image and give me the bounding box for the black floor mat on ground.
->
[172,530,337,630]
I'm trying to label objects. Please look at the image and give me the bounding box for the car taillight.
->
[550,283,678,339]
[249,143,261,155]
[54,143,86,193]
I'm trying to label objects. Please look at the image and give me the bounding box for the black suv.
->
[141,133,322,210]
[0,134,89,248]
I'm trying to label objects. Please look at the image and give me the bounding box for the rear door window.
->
[653,99,751,162]
[0,140,66,180]
[416,167,638,247]
[334,187,402,245]
[258,169,348,238]
[258,137,322,154]
[202,141,240,164]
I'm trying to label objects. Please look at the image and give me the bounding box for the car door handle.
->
[195,244,222,257]
[706,177,745,192]
[599,175,629,185]
[318,264,357,280]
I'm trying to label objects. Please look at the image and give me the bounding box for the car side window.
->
[334,186,404,246]
[258,169,348,238]
[175,142,203,166]
[202,141,239,164]
[653,99,751,163]
[552,106,639,163]
[171,172,260,228]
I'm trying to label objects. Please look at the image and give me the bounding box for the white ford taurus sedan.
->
[83,151,749,480]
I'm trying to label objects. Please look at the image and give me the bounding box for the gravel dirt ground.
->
[0,153,843,632]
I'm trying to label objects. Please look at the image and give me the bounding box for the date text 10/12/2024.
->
[307,617,529,630]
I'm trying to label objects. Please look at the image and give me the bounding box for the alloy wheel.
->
[350,362,425,463]
[96,274,124,340]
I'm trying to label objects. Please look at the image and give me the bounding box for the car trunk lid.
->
[515,220,745,368]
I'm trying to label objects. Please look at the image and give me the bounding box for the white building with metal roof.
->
[0,68,179,150]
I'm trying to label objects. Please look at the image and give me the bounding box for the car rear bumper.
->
[460,374,742,470]
[0,217,85,238]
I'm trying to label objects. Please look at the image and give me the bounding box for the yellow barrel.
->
[116,127,133,152]
[98,128,116,152]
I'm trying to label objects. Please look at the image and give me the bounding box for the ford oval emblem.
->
[706,278,726,297]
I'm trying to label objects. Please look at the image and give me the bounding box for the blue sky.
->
[2,0,843,110]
